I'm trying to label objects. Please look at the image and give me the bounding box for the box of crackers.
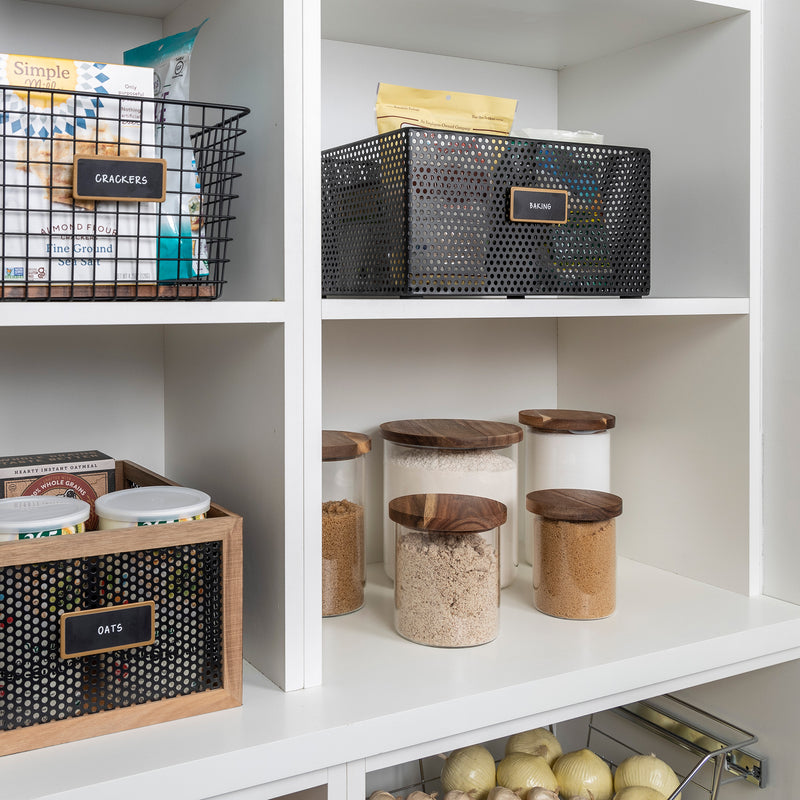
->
[0,53,157,284]
[0,449,115,529]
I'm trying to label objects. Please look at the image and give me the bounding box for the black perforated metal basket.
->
[321,128,650,297]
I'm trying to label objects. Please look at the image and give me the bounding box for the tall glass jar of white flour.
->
[380,418,523,587]
[518,408,615,565]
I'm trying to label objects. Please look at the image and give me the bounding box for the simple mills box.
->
[0,53,158,285]
[0,449,115,529]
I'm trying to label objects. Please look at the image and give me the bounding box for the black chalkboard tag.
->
[73,155,167,202]
[60,601,156,659]
[509,187,569,224]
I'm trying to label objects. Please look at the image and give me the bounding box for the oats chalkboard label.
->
[73,155,167,202]
[60,601,156,659]
[510,187,569,224]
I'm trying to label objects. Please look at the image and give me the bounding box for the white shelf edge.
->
[322,297,750,321]
[0,300,286,327]
[8,558,800,800]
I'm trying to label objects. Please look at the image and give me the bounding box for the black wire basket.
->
[0,85,249,300]
[322,127,650,298]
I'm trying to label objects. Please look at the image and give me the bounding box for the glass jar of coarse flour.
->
[518,408,614,565]
[322,429,371,617]
[390,493,505,648]
[380,418,523,587]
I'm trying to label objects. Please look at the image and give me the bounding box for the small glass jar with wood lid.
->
[322,430,371,617]
[518,408,615,565]
[526,488,622,620]
[389,493,506,648]
[380,418,523,588]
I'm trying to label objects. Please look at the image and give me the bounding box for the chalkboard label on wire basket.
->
[73,154,167,202]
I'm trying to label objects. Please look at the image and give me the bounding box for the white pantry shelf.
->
[0,300,286,327]
[322,297,750,321]
[8,560,800,800]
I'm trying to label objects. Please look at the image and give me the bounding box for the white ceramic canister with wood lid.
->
[518,409,615,565]
[380,418,523,588]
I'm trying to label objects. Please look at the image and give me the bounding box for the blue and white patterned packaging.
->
[0,54,157,284]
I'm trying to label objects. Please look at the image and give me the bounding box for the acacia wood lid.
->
[322,430,371,461]
[518,409,615,432]
[388,493,507,532]
[526,488,622,521]
[379,418,523,450]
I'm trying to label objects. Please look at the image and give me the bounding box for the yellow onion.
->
[552,749,613,800]
[441,745,497,800]
[504,728,563,766]
[614,754,680,800]
[613,788,667,800]
[496,753,558,795]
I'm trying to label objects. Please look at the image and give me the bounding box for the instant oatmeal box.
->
[0,53,157,284]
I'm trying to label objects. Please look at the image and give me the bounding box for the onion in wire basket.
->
[613,754,681,800]
[504,729,563,766]
[441,745,497,800]
[496,753,559,795]
[551,749,614,800]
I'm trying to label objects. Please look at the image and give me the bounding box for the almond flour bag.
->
[375,82,517,135]
[0,54,157,285]
[125,20,208,281]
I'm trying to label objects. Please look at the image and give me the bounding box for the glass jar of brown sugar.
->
[389,493,505,648]
[322,430,371,617]
[526,488,622,620]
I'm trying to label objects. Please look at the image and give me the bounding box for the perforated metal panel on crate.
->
[322,128,650,297]
[0,542,223,729]
[0,86,249,300]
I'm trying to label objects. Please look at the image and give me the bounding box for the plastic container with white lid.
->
[0,495,91,541]
[94,485,211,530]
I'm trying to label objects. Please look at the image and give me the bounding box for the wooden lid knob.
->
[525,488,622,521]
[322,430,372,461]
[379,418,523,449]
[388,493,507,532]
[518,409,615,432]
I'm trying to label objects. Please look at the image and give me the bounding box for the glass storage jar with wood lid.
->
[380,418,523,588]
[322,430,371,616]
[518,408,615,565]
[389,493,505,648]
[526,488,622,620]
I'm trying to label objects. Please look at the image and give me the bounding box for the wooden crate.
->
[0,460,243,756]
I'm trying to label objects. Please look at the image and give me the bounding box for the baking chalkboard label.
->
[509,187,569,224]
[60,601,156,659]
[73,155,167,202]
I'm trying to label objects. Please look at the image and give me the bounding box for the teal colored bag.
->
[125,21,208,281]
